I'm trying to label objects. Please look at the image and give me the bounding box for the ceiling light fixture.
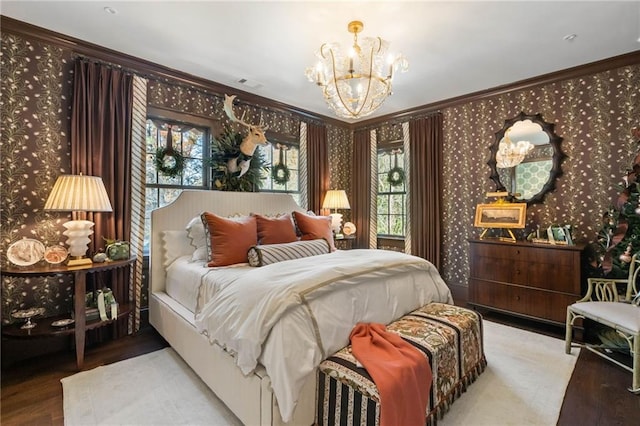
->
[305,20,408,120]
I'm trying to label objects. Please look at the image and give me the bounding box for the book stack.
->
[85,307,100,322]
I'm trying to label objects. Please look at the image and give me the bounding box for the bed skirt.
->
[316,303,486,426]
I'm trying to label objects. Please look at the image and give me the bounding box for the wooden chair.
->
[565,254,640,393]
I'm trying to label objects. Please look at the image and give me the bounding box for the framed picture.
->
[474,203,527,229]
[547,225,573,245]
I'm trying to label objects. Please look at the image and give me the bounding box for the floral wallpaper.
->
[327,125,353,223]
[440,64,640,293]
[1,33,75,323]
[2,26,637,326]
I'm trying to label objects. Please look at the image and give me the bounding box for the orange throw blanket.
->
[350,322,432,426]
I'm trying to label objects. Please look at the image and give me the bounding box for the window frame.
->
[260,130,301,201]
[376,140,406,238]
[143,107,218,254]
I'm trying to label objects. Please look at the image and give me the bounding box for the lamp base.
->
[67,257,93,267]
[63,219,94,259]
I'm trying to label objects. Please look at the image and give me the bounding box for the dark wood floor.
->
[1,321,638,426]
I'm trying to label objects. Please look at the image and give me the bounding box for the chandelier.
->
[305,20,408,120]
[496,129,534,168]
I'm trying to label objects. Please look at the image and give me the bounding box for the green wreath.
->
[272,163,291,185]
[387,166,405,186]
[155,147,185,178]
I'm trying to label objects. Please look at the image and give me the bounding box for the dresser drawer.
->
[469,279,579,324]
[470,242,527,261]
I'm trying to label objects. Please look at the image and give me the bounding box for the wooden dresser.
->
[468,239,584,326]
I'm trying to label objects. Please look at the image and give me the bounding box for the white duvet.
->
[193,249,452,422]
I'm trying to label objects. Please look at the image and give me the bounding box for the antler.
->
[223,94,268,131]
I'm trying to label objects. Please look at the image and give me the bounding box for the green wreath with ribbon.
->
[387,149,405,186]
[154,126,185,178]
[271,144,291,185]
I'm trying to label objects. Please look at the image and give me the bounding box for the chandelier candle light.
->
[305,20,408,120]
[496,128,534,169]
[322,189,351,237]
[44,174,113,266]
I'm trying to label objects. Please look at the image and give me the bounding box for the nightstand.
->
[1,257,136,369]
[334,235,356,250]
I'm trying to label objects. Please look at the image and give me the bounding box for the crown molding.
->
[3,16,638,132]
[0,16,345,128]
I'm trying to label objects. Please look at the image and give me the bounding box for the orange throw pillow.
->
[201,212,257,267]
[253,213,298,245]
[292,211,336,251]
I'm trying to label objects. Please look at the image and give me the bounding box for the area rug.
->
[62,320,579,426]
[61,348,242,426]
[440,320,579,426]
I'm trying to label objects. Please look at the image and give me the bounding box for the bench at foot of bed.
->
[316,302,486,426]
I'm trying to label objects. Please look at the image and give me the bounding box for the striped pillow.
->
[247,239,331,267]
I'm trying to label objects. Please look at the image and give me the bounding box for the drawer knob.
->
[515,295,520,301]
[516,250,520,255]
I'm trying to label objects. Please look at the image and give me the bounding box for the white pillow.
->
[161,230,192,267]
[186,216,207,261]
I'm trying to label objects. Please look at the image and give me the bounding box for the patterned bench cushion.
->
[316,303,486,426]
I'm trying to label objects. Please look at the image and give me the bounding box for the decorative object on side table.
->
[7,238,45,267]
[44,174,113,266]
[51,318,75,328]
[105,240,130,261]
[44,245,68,265]
[343,222,356,236]
[11,307,45,329]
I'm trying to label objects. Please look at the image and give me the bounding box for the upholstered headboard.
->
[149,190,304,294]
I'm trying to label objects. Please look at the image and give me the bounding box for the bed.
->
[149,190,454,425]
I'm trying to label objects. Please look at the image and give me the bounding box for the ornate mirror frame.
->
[487,111,565,205]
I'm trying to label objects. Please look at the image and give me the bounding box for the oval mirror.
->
[487,112,565,205]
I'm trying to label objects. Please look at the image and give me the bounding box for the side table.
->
[2,257,136,369]
[335,235,356,250]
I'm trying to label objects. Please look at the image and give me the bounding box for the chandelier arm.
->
[328,48,358,118]
[350,45,377,117]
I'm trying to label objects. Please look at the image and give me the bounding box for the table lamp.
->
[322,189,351,237]
[44,174,113,266]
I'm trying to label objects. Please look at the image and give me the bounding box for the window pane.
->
[183,159,203,187]
[390,194,404,214]
[377,147,406,238]
[390,215,405,236]
[377,194,389,214]
[377,215,389,235]
[159,188,182,207]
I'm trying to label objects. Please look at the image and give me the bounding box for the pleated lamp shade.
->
[44,175,112,265]
[44,174,113,212]
[322,190,350,235]
[322,190,351,210]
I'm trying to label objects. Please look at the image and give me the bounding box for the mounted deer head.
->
[223,94,269,156]
[223,94,270,177]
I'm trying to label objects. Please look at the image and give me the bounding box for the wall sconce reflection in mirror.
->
[488,112,565,205]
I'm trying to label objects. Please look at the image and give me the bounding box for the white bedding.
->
[187,249,452,422]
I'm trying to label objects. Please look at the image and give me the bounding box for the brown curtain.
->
[72,59,134,336]
[352,129,372,249]
[409,114,443,268]
[307,122,329,214]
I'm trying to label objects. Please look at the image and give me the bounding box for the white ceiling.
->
[2,1,639,123]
